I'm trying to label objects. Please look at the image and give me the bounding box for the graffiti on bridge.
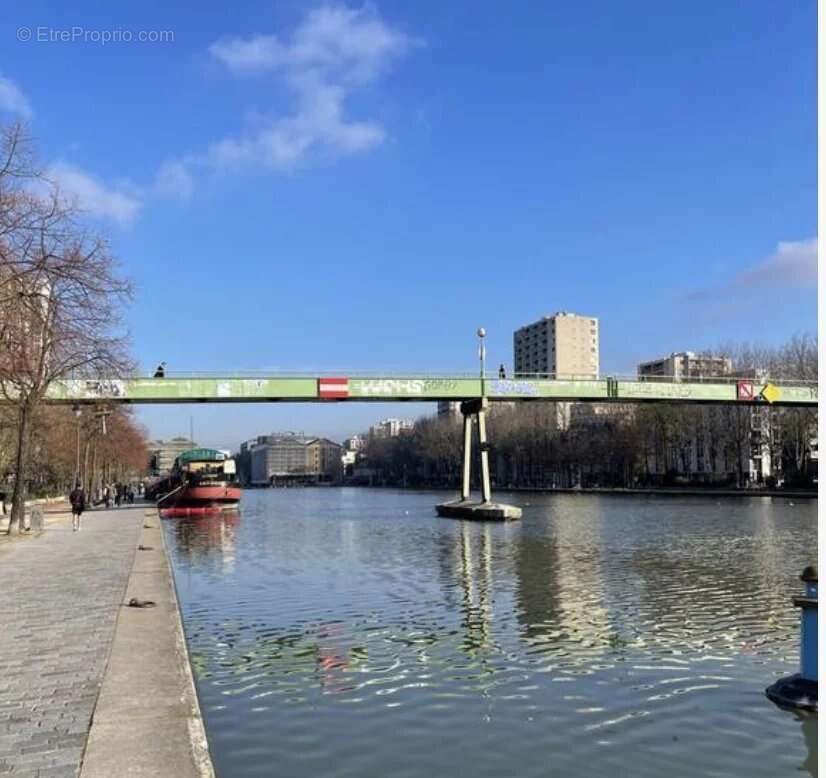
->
[491,380,539,397]
[357,378,461,396]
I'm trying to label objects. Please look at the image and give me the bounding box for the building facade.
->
[369,418,414,438]
[344,435,366,452]
[148,437,198,475]
[306,438,344,481]
[437,401,462,419]
[249,433,342,485]
[637,351,732,381]
[513,312,599,378]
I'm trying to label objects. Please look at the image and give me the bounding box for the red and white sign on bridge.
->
[737,380,754,400]
[318,377,349,399]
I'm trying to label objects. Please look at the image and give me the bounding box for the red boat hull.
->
[158,484,241,514]
[160,506,236,518]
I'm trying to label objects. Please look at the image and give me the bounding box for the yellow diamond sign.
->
[761,383,781,404]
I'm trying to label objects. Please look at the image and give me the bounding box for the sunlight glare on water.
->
[164,489,817,778]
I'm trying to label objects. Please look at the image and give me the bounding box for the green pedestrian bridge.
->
[44,374,817,406]
[41,372,816,522]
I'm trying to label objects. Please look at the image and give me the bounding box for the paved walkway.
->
[0,506,144,777]
[79,516,213,778]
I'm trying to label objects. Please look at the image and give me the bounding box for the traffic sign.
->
[761,383,781,404]
[737,381,754,400]
[318,377,349,399]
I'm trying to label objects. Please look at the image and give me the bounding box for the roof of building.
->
[176,448,226,464]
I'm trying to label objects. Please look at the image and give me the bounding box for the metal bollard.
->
[765,565,818,712]
[795,566,817,683]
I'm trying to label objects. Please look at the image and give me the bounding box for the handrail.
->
[97,371,818,385]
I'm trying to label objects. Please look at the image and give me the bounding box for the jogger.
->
[69,484,86,531]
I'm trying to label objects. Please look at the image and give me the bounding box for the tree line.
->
[0,122,147,532]
[364,335,817,491]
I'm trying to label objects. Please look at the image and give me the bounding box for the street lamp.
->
[477,327,486,396]
[72,404,82,487]
[95,408,111,436]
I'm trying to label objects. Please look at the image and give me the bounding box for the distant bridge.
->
[44,374,817,406]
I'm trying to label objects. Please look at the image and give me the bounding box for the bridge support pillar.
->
[436,399,521,521]
[461,412,473,501]
[477,405,492,504]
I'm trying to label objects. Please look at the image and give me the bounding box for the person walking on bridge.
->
[69,483,86,532]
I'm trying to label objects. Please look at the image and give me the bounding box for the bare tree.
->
[0,122,133,533]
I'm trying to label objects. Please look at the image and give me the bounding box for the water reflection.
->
[171,512,240,572]
[513,522,562,643]
[164,490,816,778]
[457,523,494,653]
[793,712,818,777]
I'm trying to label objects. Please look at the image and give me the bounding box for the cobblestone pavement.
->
[0,507,145,777]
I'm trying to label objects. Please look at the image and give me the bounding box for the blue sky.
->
[2,1,817,448]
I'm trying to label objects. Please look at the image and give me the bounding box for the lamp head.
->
[477,327,486,339]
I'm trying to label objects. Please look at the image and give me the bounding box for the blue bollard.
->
[797,566,817,683]
[766,565,818,712]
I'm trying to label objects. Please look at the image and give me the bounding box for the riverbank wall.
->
[80,508,214,777]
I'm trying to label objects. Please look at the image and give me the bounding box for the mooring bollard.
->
[797,566,818,684]
[30,506,44,533]
[765,565,817,712]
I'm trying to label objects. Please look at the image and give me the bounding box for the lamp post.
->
[475,327,492,503]
[477,327,486,397]
[72,404,82,487]
[96,408,111,436]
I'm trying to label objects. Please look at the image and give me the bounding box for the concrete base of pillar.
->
[435,500,522,521]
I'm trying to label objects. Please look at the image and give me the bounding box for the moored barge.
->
[152,448,241,515]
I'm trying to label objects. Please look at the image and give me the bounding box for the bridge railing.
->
[132,370,817,386]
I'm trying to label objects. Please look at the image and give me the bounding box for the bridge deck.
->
[42,376,817,406]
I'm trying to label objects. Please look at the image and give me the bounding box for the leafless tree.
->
[364,334,816,492]
[0,122,134,533]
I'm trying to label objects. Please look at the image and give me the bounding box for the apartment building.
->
[513,312,599,378]
[637,351,732,381]
[369,418,414,438]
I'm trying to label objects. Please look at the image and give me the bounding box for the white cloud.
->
[204,78,386,170]
[171,4,415,181]
[209,4,412,83]
[0,74,33,118]
[732,238,817,289]
[48,162,142,226]
[683,237,817,304]
[154,160,195,200]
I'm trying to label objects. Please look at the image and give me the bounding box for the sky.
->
[1,1,817,449]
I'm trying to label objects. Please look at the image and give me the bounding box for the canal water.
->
[164,489,817,778]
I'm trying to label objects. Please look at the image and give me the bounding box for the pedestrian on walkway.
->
[70,483,86,532]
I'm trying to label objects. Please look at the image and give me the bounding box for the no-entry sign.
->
[319,377,349,399]
[737,380,754,400]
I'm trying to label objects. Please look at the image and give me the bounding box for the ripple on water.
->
[166,489,817,778]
